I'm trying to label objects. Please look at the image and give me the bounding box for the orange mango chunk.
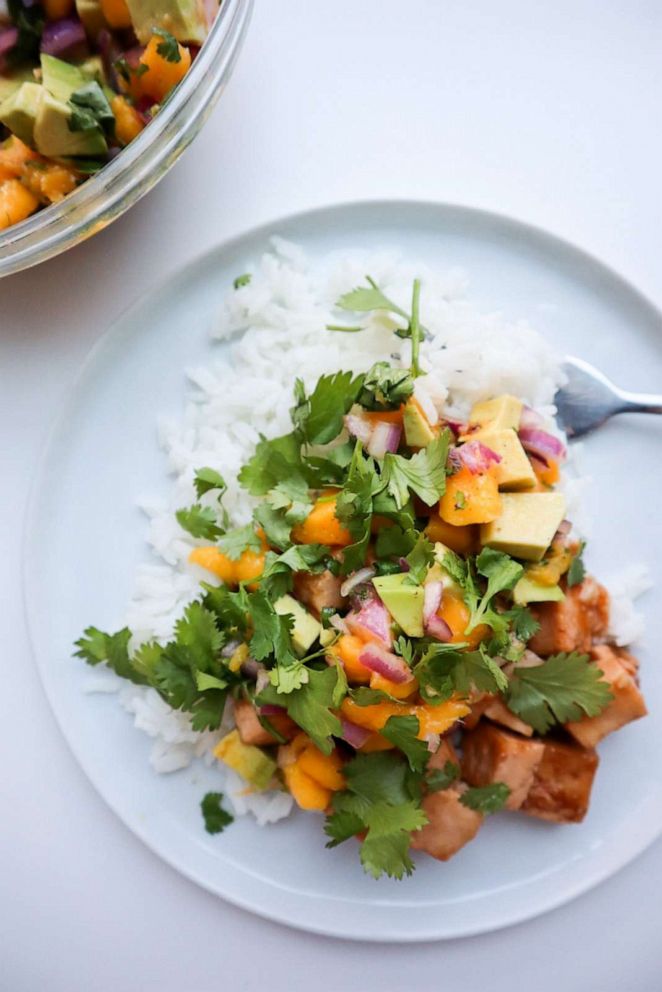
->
[21,161,79,203]
[0,179,39,230]
[138,34,192,103]
[425,514,477,555]
[532,457,560,487]
[111,95,145,146]
[43,0,74,18]
[334,634,372,684]
[188,546,236,584]
[298,745,345,791]
[440,465,501,526]
[292,493,352,547]
[234,548,265,587]
[100,0,132,26]
[438,592,490,649]
[283,763,332,811]
[369,671,418,701]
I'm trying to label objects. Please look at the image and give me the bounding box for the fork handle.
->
[617,390,662,416]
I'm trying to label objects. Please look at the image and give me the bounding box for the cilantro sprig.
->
[507,652,614,734]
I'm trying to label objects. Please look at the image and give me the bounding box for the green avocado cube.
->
[403,398,436,448]
[0,82,42,147]
[513,575,566,605]
[480,492,566,562]
[40,54,90,102]
[478,428,536,491]
[33,90,107,158]
[372,573,424,637]
[214,730,277,791]
[468,394,523,432]
[0,68,36,104]
[274,595,321,657]
[125,0,211,44]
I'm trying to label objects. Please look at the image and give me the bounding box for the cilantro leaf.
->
[248,590,301,690]
[375,523,415,559]
[233,273,251,289]
[259,543,328,599]
[357,361,414,411]
[74,627,147,685]
[176,504,223,540]
[468,547,524,631]
[239,432,302,496]
[415,645,507,703]
[153,27,181,62]
[335,277,409,321]
[68,82,114,136]
[460,783,510,815]
[335,443,379,574]
[218,525,262,562]
[427,760,460,792]
[506,604,540,642]
[405,532,435,584]
[193,467,227,499]
[507,651,614,734]
[358,801,427,879]
[174,602,222,673]
[349,686,398,706]
[381,715,429,772]
[200,792,233,834]
[382,430,451,507]
[259,666,343,752]
[293,371,364,445]
[567,540,586,587]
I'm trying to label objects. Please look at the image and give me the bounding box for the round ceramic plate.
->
[24,201,662,941]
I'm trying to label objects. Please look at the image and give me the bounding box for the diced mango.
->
[532,457,560,487]
[438,592,490,649]
[111,94,145,146]
[234,548,265,586]
[21,160,79,203]
[425,514,477,554]
[440,465,501,526]
[335,634,372,684]
[137,34,192,103]
[292,493,352,546]
[283,763,332,811]
[297,745,345,791]
[189,546,236,584]
[369,671,418,700]
[0,179,39,230]
[100,0,132,26]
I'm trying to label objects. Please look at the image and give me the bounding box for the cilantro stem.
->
[366,275,410,321]
[326,324,365,333]
[410,278,421,377]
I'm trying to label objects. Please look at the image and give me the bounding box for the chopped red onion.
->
[425,614,453,642]
[255,669,271,694]
[423,580,443,625]
[340,566,376,599]
[519,427,566,463]
[221,639,241,658]
[40,17,88,59]
[344,413,372,445]
[456,439,501,473]
[0,26,18,57]
[340,718,372,749]
[346,598,393,647]
[398,557,410,572]
[367,421,401,459]
[443,418,467,437]
[358,642,413,684]
[329,613,349,635]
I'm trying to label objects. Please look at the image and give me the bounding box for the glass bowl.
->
[0,0,253,277]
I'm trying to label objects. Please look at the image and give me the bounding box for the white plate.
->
[24,201,662,941]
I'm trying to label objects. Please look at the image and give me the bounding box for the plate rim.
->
[22,197,662,941]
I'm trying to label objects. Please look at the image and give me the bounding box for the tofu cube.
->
[521,739,598,823]
[480,492,566,562]
[468,394,523,432]
[293,568,345,617]
[565,645,646,748]
[478,429,537,491]
[529,577,610,655]
[234,699,296,747]
[483,697,535,737]
[410,786,482,861]
[461,722,544,809]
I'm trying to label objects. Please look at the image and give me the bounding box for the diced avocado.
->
[0,82,42,148]
[125,0,210,44]
[79,55,107,86]
[274,594,321,657]
[213,730,277,791]
[468,394,523,432]
[41,54,90,102]
[75,0,108,38]
[403,397,436,448]
[480,492,566,562]
[372,573,424,637]
[0,68,35,104]
[34,90,108,158]
[478,428,536,491]
[513,575,566,605]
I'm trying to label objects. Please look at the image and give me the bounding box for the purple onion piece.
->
[40,17,88,60]
[0,26,19,58]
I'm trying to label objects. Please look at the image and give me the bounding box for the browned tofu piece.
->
[599,644,639,680]
[462,693,493,730]
[428,737,460,771]
[234,699,276,746]
[293,569,345,617]
[484,697,534,738]
[461,723,544,809]
[529,577,609,656]
[411,786,482,861]
[521,739,598,823]
[565,646,647,748]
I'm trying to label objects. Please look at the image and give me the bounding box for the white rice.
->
[87,238,649,822]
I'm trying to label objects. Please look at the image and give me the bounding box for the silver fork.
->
[554,356,662,437]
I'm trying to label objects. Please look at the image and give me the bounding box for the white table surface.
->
[2,1,661,988]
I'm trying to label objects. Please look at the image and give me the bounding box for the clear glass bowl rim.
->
[0,0,253,277]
